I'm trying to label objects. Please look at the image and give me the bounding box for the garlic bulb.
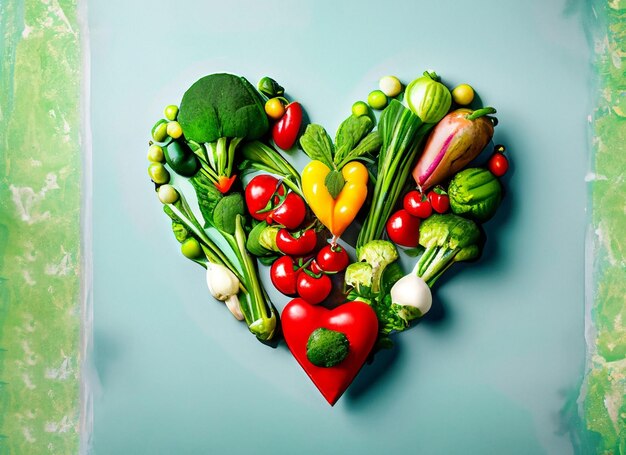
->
[206,262,243,320]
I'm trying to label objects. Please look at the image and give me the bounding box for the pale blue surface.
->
[90,1,589,453]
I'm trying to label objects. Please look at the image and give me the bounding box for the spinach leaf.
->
[334,115,374,164]
[324,170,345,199]
[299,124,334,169]
[213,192,244,235]
[345,131,382,162]
[190,173,223,225]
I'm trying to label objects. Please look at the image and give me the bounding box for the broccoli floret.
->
[413,213,481,286]
[345,262,373,295]
[306,328,349,367]
[356,240,399,293]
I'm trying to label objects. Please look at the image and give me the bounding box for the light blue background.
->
[90,1,589,453]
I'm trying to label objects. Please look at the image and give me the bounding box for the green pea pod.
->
[164,140,199,177]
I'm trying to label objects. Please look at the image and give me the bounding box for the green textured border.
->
[580,0,626,453]
[0,0,83,453]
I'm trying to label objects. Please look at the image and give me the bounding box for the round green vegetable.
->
[367,90,388,110]
[164,105,179,121]
[448,168,502,221]
[181,237,203,259]
[352,101,369,117]
[306,327,350,367]
[147,145,164,163]
[148,162,170,184]
[405,71,451,123]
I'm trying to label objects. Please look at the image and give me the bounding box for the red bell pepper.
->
[281,298,379,405]
[273,102,302,150]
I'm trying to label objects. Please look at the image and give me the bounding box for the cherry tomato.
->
[245,175,285,221]
[403,190,433,219]
[265,98,285,120]
[275,228,317,257]
[273,102,302,150]
[269,191,306,229]
[309,259,324,275]
[386,209,421,248]
[270,256,299,296]
[296,270,332,305]
[488,152,509,177]
[428,188,450,214]
[316,244,350,273]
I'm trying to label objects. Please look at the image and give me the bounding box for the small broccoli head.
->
[356,240,399,293]
[345,262,373,299]
[419,213,480,250]
[415,214,481,286]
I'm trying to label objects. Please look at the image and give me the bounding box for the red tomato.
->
[270,256,298,296]
[427,188,450,214]
[316,244,350,273]
[269,192,306,229]
[273,102,303,150]
[245,175,284,221]
[309,259,324,275]
[386,209,421,248]
[275,228,317,257]
[488,152,509,177]
[296,270,332,305]
[403,190,433,219]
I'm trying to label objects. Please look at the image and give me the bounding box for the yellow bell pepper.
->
[302,160,368,239]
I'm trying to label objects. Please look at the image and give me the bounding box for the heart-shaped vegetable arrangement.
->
[145,71,509,405]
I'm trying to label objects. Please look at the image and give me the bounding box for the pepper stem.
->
[466,107,497,120]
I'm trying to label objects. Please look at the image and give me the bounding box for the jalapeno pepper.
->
[273,102,303,150]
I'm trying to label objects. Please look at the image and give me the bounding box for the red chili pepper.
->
[273,102,303,150]
[215,174,237,194]
[276,228,317,257]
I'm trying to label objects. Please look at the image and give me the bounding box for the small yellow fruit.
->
[166,121,183,139]
[265,98,285,120]
[452,84,475,106]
